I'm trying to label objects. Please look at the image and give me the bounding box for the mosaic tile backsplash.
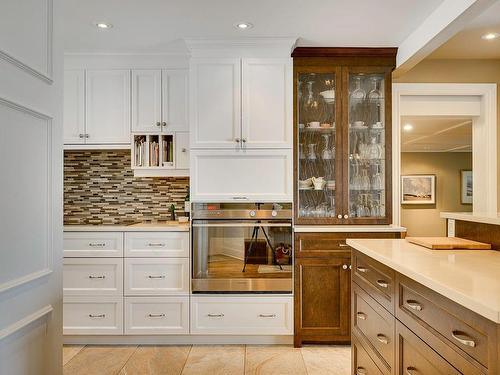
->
[64,150,189,225]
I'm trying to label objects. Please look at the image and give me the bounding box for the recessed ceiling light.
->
[235,22,253,30]
[403,124,413,131]
[481,32,499,40]
[95,22,113,29]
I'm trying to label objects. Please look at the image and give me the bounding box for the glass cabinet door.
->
[296,70,341,223]
[345,69,389,223]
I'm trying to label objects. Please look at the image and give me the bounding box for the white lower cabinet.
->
[190,296,293,335]
[124,258,190,295]
[63,258,123,296]
[63,296,123,335]
[124,231,189,257]
[124,296,189,335]
[63,232,124,257]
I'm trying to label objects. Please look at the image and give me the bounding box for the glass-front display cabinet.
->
[293,48,397,225]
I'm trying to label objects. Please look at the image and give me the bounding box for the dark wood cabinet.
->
[292,47,397,225]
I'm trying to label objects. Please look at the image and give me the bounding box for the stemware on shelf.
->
[350,76,366,100]
[367,77,382,100]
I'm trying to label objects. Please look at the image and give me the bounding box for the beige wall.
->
[395,59,500,208]
[401,152,472,236]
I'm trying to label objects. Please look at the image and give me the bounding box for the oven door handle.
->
[192,222,292,228]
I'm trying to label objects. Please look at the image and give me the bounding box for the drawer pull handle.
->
[339,243,350,247]
[405,367,416,375]
[356,266,368,273]
[89,314,105,318]
[147,243,165,247]
[258,314,276,318]
[148,275,166,279]
[405,300,423,311]
[376,334,389,344]
[452,331,476,348]
[88,275,106,279]
[356,312,367,320]
[356,367,367,375]
[376,280,389,288]
[88,242,106,247]
[148,313,166,318]
[207,313,224,318]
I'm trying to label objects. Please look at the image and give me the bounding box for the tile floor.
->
[63,344,351,375]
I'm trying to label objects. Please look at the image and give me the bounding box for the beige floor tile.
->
[63,345,138,375]
[245,345,307,375]
[63,345,85,366]
[182,345,245,375]
[119,346,191,375]
[301,345,351,375]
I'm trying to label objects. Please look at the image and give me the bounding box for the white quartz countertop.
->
[441,212,500,226]
[294,225,406,233]
[346,238,500,323]
[64,222,190,232]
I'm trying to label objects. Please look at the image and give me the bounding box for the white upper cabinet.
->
[190,58,241,148]
[63,69,85,144]
[175,132,190,169]
[86,69,131,144]
[241,59,292,148]
[131,69,162,133]
[162,70,189,132]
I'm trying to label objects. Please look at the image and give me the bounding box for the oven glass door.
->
[192,220,292,292]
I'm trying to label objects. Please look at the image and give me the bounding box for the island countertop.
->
[64,221,190,232]
[346,238,500,323]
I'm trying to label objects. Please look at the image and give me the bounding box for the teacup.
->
[311,177,326,190]
[299,178,312,189]
[308,121,320,128]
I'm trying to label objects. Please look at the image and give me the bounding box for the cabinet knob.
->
[235,138,240,143]
[162,122,166,126]
[342,264,348,270]
[343,214,349,219]
[356,367,367,375]
[405,367,416,375]
[156,122,161,126]
[78,134,84,138]
[241,138,247,143]
[181,148,187,153]
[337,214,342,219]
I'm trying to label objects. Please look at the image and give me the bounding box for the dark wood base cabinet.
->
[293,232,403,347]
[351,249,500,375]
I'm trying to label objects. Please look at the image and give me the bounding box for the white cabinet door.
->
[124,232,189,258]
[63,69,85,144]
[175,132,190,169]
[131,69,162,133]
[241,59,292,148]
[162,70,188,132]
[190,149,293,202]
[86,69,131,144]
[190,58,241,148]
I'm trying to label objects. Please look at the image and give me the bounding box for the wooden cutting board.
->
[406,237,491,250]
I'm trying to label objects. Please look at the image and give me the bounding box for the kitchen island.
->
[346,238,500,375]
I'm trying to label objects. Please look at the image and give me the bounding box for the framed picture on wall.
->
[461,170,473,205]
[401,175,436,205]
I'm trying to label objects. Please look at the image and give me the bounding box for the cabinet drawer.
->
[352,334,387,375]
[396,321,462,375]
[353,283,394,370]
[191,296,293,335]
[63,296,123,335]
[353,250,395,313]
[63,258,123,296]
[396,274,492,371]
[125,232,189,257]
[63,232,123,257]
[124,296,189,335]
[124,258,189,296]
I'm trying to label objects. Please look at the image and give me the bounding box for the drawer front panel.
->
[191,296,293,335]
[352,335,386,375]
[397,275,490,369]
[63,258,123,296]
[124,296,189,335]
[64,232,123,257]
[124,258,189,295]
[63,296,123,335]
[353,250,395,313]
[124,232,189,257]
[353,283,394,369]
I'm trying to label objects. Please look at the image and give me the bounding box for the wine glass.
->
[350,76,366,100]
[367,77,382,100]
[321,134,333,160]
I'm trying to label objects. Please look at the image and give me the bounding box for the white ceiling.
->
[401,116,472,152]
[428,1,500,59]
[62,0,444,53]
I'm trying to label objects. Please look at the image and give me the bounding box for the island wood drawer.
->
[352,334,388,375]
[190,296,293,335]
[124,296,189,335]
[124,258,189,296]
[353,282,394,370]
[63,258,123,296]
[124,232,189,257]
[396,274,493,372]
[63,296,123,335]
[353,250,395,314]
[63,232,124,257]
